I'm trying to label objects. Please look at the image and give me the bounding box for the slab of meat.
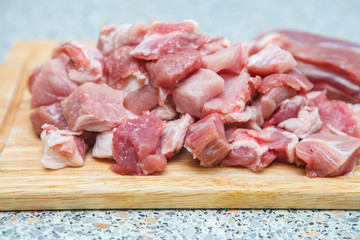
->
[92,129,114,159]
[30,58,79,108]
[106,45,147,89]
[61,82,127,132]
[221,129,276,171]
[111,112,166,175]
[146,48,203,89]
[248,44,297,76]
[172,68,224,118]
[52,41,104,84]
[202,43,247,74]
[30,103,67,136]
[185,113,231,167]
[160,114,194,158]
[130,20,209,60]
[40,124,87,169]
[295,133,360,177]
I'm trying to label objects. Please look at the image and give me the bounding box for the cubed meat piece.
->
[106,46,147,89]
[40,124,87,169]
[123,85,159,115]
[185,113,231,167]
[151,101,178,121]
[30,58,79,108]
[61,82,127,132]
[146,48,203,89]
[202,43,248,74]
[30,103,67,136]
[199,37,231,55]
[92,129,114,159]
[248,44,296,76]
[295,133,360,177]
[130,20,209,60]
[221,129,276,171]
[111,112,166,175]
[160,114,194,158]
[172,69,224,118]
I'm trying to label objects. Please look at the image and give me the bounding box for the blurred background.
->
[1,0,360,62]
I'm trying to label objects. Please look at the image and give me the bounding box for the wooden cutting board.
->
[0,41,359,210]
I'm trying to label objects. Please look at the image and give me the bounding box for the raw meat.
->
[172,68,224,118]
[111,112,166,175]
[185,113,231,167]
[92,129,114,159]
[199,37,230,55]
[146,48,203,89]
[160,114,194,158]
[52,41,105,83]
[295,133,360,177]
[248,44,297,76]
[30,103,67,136]
[61,82,127,132]
[30,58,79,108]
[40,124,87,169]
[202,43,247,74]
[130,20,209,60]
[123,85,159,115]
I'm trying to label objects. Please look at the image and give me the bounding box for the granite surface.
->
[1,0,360,239]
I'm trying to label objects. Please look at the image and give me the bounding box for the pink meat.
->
[199,37,230,55]
[317,100,360,137]
[130,20,209,60]
[92,129,114,159]
[52,41,104,83]
[30,103,68,136]
[184,113,231,167]
[202,43,248,74]
[40,124,87,169]
[160,114,194,158]
[106,45,147,89]
[172,69,224,118]
[61,82,127,132]
[30,58,79,108]
[146,48,203,89]
[151,101,178,121]
[221,129,276,171]
[248,44,297,76]
[295,133,360,177]
[123,85,159,115]
[27,65,42,92]
[296,61,360,103]
[111,112,166,175]
[97,20,155,56]
[246,127,301,165]
[202,70,254,115]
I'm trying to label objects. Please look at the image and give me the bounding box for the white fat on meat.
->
[160,114,194,158]
[92,129,115,159]
[40,124,86,169]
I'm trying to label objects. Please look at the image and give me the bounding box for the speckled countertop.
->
[1,0,360,239]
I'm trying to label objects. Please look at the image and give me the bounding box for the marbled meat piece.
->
[52,41,104,83]
[146,48,203,89]
[202,43,247,74]
[92,129,114,159]
[111,112,166,175]
[40,124,87,169]
[172,68,224,118]
[61,82,127,132]
[248,44,296,76]
[160,114,194,158]
[221,129,276,171]
[106,45,147,89]
[30,58,79,108]
[30,103,67,136]
[295,133,360,177]
[130,20,209,60]
[185,113,231,167]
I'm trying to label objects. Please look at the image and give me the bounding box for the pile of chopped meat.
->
[28,20,360,178]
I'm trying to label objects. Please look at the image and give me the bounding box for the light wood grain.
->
[0,41,359,210]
